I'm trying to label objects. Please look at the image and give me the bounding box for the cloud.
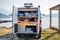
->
[0,0,60,14]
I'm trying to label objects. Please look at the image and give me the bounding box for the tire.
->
[36,27,41,39]
[14,24,18,33]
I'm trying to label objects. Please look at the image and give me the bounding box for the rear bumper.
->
[15,32,41,39]
[15,33,38,38]
[16,32,37,35]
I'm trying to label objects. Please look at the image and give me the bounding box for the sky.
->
[0,0,60,15]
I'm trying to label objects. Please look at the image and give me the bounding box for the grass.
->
[41,33,50,38]
[41,28,60,40]
[0,27,12,36]
[0,27,60,40]
[49,33,60,40]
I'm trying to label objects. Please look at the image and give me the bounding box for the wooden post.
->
[59,6,60,29]
[50,9,52,28]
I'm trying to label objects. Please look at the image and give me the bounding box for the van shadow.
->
[41,32,57,40]
[0,33,40,40]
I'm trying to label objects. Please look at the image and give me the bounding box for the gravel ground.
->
[0,33,41,40]
[0,27,41,40]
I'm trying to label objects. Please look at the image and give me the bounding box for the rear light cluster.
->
[40,20,42,28]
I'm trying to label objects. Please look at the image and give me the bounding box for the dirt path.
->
[0,33,41,40]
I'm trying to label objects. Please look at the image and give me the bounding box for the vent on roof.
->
[24,3,33,8]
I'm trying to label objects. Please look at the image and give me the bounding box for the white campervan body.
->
[12,3,41,39]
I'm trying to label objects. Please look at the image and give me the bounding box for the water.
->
[42,16,59,29]
[0,16,59,29]
[51,17,59,29]
[0,18,12,21]
[0,22,12,28]
[0,18,12,28]
[42,17,50,29]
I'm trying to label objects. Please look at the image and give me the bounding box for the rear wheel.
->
[14,24,18,33]
[36,27,41,39]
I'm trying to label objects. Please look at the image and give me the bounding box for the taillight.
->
[40,19,42,27]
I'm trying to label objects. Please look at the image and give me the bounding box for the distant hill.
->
[45,13,58,17]
[52,13,58,17]
[0,8,10,15]
[9,14,12,17]
[0,8,10,18]
[0,13,10,18]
